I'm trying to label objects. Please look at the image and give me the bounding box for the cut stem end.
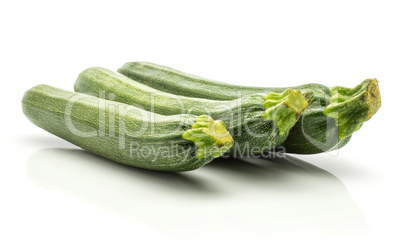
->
[182,115,234,159]
[262,89,313,136]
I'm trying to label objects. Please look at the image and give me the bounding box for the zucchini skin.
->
[280,106,352,154]
[22,85,220,172]
[74,68,299,156]
[117,62,351,154]
[118,62,331,101]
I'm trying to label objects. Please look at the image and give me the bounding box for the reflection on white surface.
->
[26,148,372,240]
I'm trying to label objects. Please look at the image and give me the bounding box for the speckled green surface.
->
[22,85,234,172]
[75,68,311,156]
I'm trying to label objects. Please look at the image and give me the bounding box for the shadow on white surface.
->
[26,148,372,240]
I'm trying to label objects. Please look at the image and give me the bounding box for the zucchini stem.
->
[182,115,234,159]
[323,79,381,139]
[262,89,313,136]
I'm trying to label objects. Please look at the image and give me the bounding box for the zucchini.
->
[22,85,234,172]
[74,67,313,156]
[118,62,331,101]
[118,62,381,154]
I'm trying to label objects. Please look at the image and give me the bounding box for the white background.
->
[1,0,401,245]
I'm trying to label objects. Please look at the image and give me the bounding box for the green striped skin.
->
[117,62,380,154]
[74,68,311,156]
[22,85,234,172]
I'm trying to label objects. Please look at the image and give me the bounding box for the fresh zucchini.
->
[118,62,381,154]
[22,85,234,172]
[118,62,331,101]
[74,67,313,156]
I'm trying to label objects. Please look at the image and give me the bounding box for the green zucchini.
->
[118,62,381,154]
[74,67,313,156]
[118,62,331,101]
[22,85,234,172]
